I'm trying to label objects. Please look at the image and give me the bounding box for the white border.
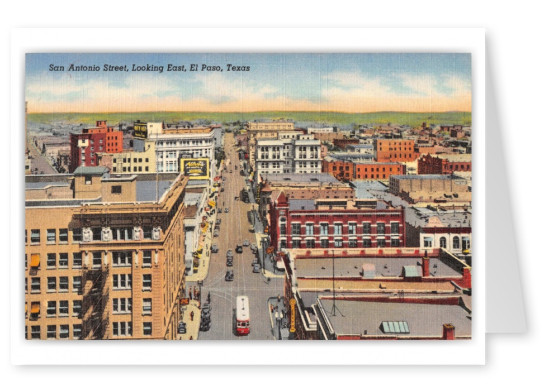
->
[10,28,485,365]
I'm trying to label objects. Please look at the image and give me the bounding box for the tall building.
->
[256,134,321,176]
[25,168,189,340]
[69,121,123,173]
[374,138,418,162]
[247,120,294,132]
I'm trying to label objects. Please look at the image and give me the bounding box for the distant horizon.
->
[27,109,471,115]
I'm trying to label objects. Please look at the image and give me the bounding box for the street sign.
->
[289,298,296,333]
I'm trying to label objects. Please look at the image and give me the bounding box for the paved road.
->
[26,135,58,175]
[198,133,284,340]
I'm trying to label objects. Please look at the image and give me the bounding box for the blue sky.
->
[26,53,471,113]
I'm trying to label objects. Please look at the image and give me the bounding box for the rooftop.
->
[264,173,340,185]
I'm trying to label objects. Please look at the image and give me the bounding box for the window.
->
[73,252,82,269]
[113,274,132,290]
[59,253,68,269]
[31,277,40,293]
[73,276,82,292]
[59,300,69,317]
[439,237,447,248]
[112,321,132,337]
[85,175,92,185]
[47,277,56,292]
[73,324,82,339]
[305,223,314,236]
[279,240,287,249]
[92,252,102,268]
[47,253,56,269]
[59,229,68,243]
[349,239,358,248]
[72,228,82,242]
[334,238,343,247]
[47,229,56,243]
[143,322,152,336]
[391,222,400,234]
[113,298,132,313]
[143,298,152,314]
[363,222,371,234]
[321,239,329,248]
[306,239,315,248]
[291,223,301,235]
[348,223,357,235]
[377,223,385,235]
[111,185,122,194]
[453,236,460,249]
[320,223,329,236]
[113,251,132,267]
[291,239,301,249]
[423,237,433,248]
[143,250,152,267]
[377,239,386,247]
[462,237,471,250]
[31,326,40,339]
[73,300,82,317]
[279,219,286,235]
[334,224,343,236]
[47,301,56,317]
[363,238,372,248]
[92,228,102,241]
[143,227,153,240]
[59,277,69,292]
[142,274,152,291]
[391,238,400,247]
[47,325,56,339]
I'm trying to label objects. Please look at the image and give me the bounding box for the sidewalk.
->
[176,299,201,340]
[267,296,290,340]
[254,232,284,280]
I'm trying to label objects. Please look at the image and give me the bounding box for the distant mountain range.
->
[27,111,471,128]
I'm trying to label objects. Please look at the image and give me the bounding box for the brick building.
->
[69,120,123,173]
[268,192,406,251]
[333,138,359,150]
[322,158,405,181]
[25,169,188,340]
[417,154,472,175]
[374,139,418,162]
[389,174,471,204]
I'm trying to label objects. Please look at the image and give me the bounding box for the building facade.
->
[256,134,321,176]
[417,154,472,175]
[269,193,406,251]
[25,169,188,340]
[374,138,418,162]
[247,121,295,132]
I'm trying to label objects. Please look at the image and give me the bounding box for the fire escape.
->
[81,264,110,339]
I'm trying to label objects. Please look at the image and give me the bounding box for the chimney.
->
[442,324,455,340]
[422,250,430,277]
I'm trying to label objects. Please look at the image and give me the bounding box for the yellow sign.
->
[289,298,296,333]
[180,158,210,180]
[133,121,148,139]
[208,200,216,208]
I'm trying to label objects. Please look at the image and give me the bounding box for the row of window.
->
[113,157,149,164]
[423,236,471,249]
[113,165,150,173]
[26,276,81,293]
[26,250,153,270]
[26,227,156,244]
[27,324,82,339]
[280,238,400,249]
[281,222,400,236]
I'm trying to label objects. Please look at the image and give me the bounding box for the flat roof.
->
[73,166,109,176]
[135,180,173,202]
[265,173,340,184]
[289,199,316,211]
[294,256,462,279]
[317,299,471,338]
[391,174,462,180]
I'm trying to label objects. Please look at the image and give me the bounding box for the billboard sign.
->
[181,158,210,180]
[133,121,148,139]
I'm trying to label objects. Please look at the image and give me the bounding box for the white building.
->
[256,133,321,176]
[307,126,337,134]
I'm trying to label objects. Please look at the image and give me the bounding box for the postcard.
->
[12,28,486,365]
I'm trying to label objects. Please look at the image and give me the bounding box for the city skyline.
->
[26,53,471,114]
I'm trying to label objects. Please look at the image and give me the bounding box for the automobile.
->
[226,250,233,257]
[250,244,258,253]
[235,245,243,254]
[218,208,222,213]
[213,230,219,237]
[177,321,187,334]
[211,244,219,253]
[252,263,261,273]
[201,305,211,318]
[248,225,255,233]
[243,239,250,247]
[225,270,234,281]
[225,208,229,213]
[216,218,221,225]
[275,259,285,271]
[200,319,211,332]
[234,165,237,170]
[229,170,233,173]
[221,187,225,192]
[226,257,233,267]
[215,224,221,231]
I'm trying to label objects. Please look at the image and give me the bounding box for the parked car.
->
[225,208,229,213]
[225,270,234,281]
[243,239,250,247]
[226,250,233,257]
[235,245,243,254]
[213,230,219,237]
[177,321,187,334]
[200,319,211,332]
[226,257,233,267]
[216,218,221,225]
[252,263,261,273]
[218,208,222,213]
[250,244,258,253]
[211,244,219,253]
[221,187,225,192]
[249,225,255,233]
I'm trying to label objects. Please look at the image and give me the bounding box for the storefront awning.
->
[30,254,40,268]
[31,303,40,314]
